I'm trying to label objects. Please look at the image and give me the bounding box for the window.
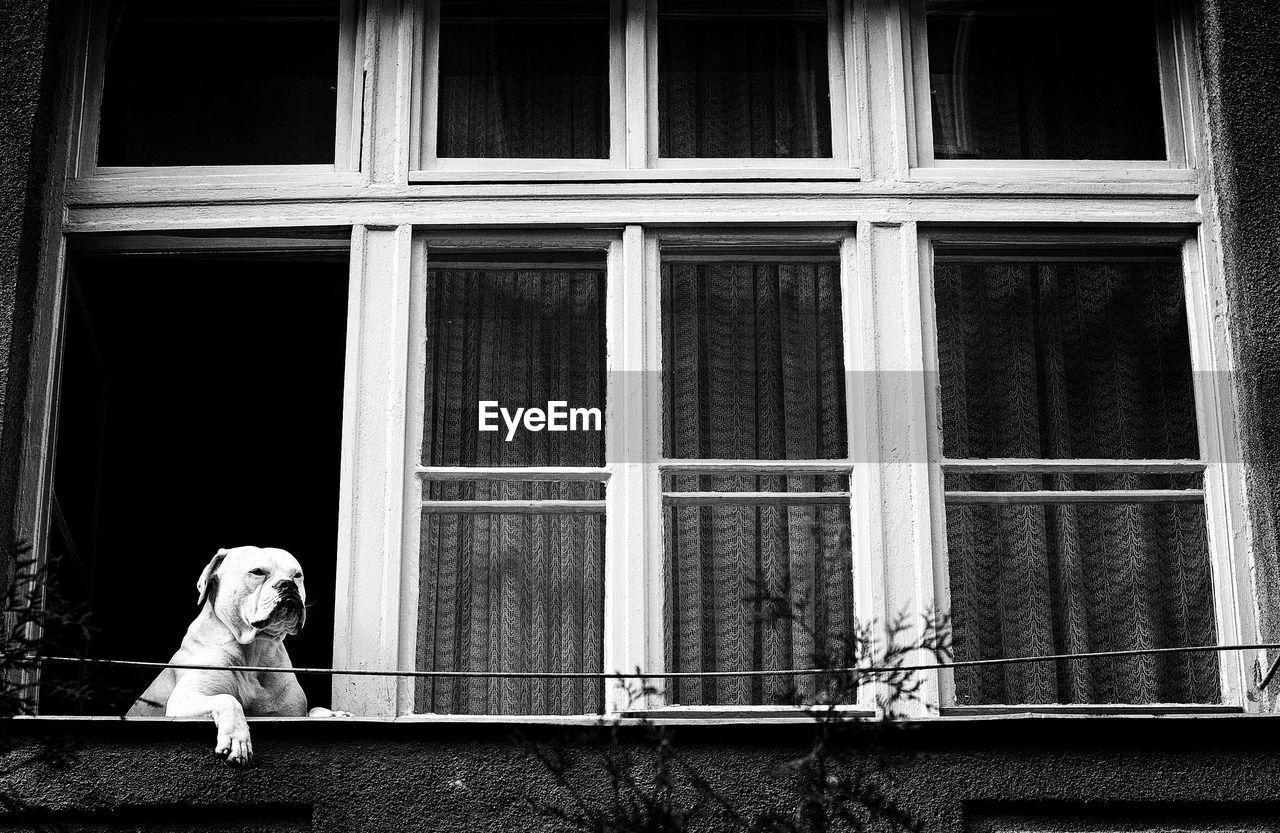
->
[77,0,362,175]
[657,1,835,159]
[28,0,1249,722]
[411,250,608,715]
[411,0,856,177]
[40,244,350,714]
[928,240,1218,706]
[432,1,611,160]
[660,248,854,706]
[906,0,1194,170]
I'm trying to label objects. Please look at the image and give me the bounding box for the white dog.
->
[127,546,347,764]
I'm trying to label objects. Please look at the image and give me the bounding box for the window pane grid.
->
[931,242,1221,708]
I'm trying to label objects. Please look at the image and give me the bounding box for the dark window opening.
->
[96,0,341,167]
[926,1,1167,161]
[40,254,349,714]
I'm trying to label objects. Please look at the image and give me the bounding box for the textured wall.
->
[0,0,56,591]
[7,718,1280,831]
[1199,0,1280,660]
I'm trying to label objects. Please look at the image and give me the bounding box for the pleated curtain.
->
[934,260,1219,704]
[662,262,853,706]
[658,3,832,158]
[416,268,605,714]
[436,4,609,159]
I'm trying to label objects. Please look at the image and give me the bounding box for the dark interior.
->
[926,0,1167,160]
[40,253,349,714]
[96,0,340,167]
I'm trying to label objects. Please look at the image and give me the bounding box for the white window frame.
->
[68,0,366,183]
[409,0,862,182]
[902,0,1201,181]
[18,0,1259,723]
[915,229,1256,715]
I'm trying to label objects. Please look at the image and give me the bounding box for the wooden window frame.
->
[68,0,366,183]
[18,0,1258,723]
[902,0,1201,182]
[409,0,862,182]
[916,229,1255,715]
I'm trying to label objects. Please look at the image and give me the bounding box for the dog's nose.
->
[275,579,300,594]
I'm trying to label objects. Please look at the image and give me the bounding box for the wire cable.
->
[21,640,1280,683]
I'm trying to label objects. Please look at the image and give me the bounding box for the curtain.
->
[436,2,609,159]
[927,4,1166,160]
[935,260,1219,704]
[662,262,853,705]
[658,2,832,158]
[416,268,605,714]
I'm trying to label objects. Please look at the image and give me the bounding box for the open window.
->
[40,242,349,714]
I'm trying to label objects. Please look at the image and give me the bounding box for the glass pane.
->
[662,259,847,459]
[422,259,605,467]
[926,1,1166,161]
[416,512,605,714]
[934,255,1199,460]
[658,0,833,158]
[436,0,609,158]
[97,0,339,166]
[946,500,1219,705]
[664,499,854,706]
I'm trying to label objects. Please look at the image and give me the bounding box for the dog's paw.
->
[307,706,354,718]
[215,728,253,766]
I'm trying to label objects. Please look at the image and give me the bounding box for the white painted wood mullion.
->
[70,0,104,179]
[1183,233,1255,709]
[642,0,660,168]
[603,226,652,712]
[914,231,954,708]
[335,0,367,173]
[363,0,412,184]
[858,220,939,716]
[642,232,667,703]
[841,231,879,711]
[861,0,912,181]
[333,224,414,716]
[395,234,428,715]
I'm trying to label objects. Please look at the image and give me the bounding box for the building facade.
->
[3,0,1280,829]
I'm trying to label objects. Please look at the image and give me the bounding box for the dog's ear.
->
[196,548,229,607]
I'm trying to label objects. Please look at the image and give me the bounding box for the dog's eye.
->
[248,568,268,577]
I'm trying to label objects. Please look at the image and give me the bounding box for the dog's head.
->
[196,546,307,644]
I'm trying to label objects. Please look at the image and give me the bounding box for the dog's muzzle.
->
[253,584,304,630]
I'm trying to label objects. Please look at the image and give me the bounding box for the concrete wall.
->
[0,0,56,592]
[1198,0,1280,655]
[6,717,1280,831]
